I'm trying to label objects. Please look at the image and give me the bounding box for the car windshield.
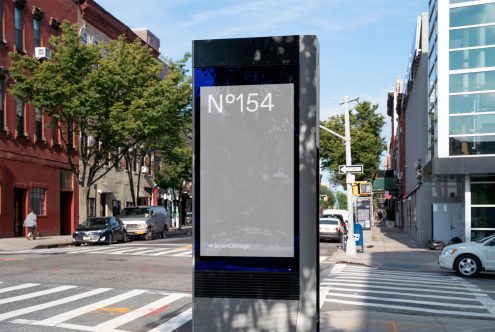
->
[78,218,108,230]
[121,207,150,217]
[475,234,495,243]
[320,219,339,225]
[323,214,343,222]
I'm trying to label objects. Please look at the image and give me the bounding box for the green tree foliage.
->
[336,192,348,210]
[9,22,190,219]
[319,185,336,209]
[320,101,385,187]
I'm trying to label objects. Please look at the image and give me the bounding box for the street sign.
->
[339,164,364,174]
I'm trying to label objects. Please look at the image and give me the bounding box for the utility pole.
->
[319,96,359,256]
[340,96,359,256]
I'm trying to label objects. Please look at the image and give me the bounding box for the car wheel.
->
[107,234,113,245]
[144,228,153,241]
[161,226,168,239]
[454,254,481,278]
[122,232,128,243]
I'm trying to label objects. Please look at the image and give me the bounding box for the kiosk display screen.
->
[199,84,294,257]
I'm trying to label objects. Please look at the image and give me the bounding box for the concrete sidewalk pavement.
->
[0,226,192,252]
[332,221,442,273]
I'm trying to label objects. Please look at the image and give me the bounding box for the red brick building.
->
[0,0,158,238]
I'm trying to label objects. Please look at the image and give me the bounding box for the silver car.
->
[119,206,171,240]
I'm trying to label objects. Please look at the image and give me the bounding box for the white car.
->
[319,217,341,241]
[438,234,495,277]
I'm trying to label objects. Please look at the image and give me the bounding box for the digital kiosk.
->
[193,35,319,331]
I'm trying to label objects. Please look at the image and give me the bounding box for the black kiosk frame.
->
[193,35,319,331]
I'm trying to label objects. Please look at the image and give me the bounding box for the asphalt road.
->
[2,235,494,331]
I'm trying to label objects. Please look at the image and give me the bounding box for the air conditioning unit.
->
[35,47,52,60]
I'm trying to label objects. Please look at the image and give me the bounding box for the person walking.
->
[23,209,37,240]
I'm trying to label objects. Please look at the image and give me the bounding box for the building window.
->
[0,0,3,42]
[33,17,41,48]
[16,99,24,135]
[31,187,46,215]
[0,76,4,129]
[88,198,95,217]
[450,3,495,28]
[112,200,121,216]
[14,5,23,52]
[35,108,42,139]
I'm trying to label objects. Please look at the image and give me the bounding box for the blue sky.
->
[96,0,427,132]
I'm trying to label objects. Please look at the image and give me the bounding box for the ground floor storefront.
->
[0,156,77,238]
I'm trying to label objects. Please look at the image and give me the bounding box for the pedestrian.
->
[23,209,37,240]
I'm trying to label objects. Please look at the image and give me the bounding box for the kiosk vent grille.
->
[194,271,299,300]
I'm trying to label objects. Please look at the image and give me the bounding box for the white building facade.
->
[430,0,495,241]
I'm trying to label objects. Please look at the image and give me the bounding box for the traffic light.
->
[352,181,372,196]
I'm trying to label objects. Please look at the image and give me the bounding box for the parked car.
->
[322,209,348,223]
[119,206,171,240]
[319,217,341,241]
[73,216,127,246]
[438,234,495,277]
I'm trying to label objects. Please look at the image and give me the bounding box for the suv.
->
[319,217,341,241]
[120,206,171,240]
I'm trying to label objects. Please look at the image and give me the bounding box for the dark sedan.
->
[73,216,128,246]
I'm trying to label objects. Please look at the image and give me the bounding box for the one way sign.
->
[339,165,364,174]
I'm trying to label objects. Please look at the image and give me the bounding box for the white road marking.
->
[324,286,483,302]
[328,292,486,309]
[149,307,192,332]
[321,282,488,296]
[149,249,186,256]
[0,288,111,322]
[0,283,39,294]
[171,250,192,257]
[106,247,155,255]
[332,275,477,288]
[0,285,77,304]
[94,293,189,331]
[33,289,148,326]
[127,248,170,255]
[333,269,462,280]
[340,267,455,279]
[325,298,493,318]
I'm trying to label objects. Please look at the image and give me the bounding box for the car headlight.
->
[443,248,458,256]
[100,236,106,241]
[139,223,147,228]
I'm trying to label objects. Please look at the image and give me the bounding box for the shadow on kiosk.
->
[193,35,320,331]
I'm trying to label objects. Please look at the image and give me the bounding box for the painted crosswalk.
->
[320,263,495,319]
[1,244,193,258]
[0,280,192,331]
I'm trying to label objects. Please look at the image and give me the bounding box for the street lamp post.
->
[320,96,359,256]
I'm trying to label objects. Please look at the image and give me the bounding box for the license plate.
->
[135,231,145,235]
[83,236,90,240]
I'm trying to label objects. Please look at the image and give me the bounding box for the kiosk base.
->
[194,297,316,331]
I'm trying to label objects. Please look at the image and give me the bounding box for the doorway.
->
[13,188,26,237]
[60,192,73,235]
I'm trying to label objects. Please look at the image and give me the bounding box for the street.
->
[0,235,494,331]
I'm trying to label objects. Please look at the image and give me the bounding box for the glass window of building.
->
[35,108,42,139]
[14,5,23,52]
[16,99,24,135]
[0,76,4,129]
[470,179,495,240]
[33,17,41,48]
[31,187,46,215]
[450,3,495,27]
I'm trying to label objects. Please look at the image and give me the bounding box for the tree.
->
[9,23,183,221]
[320,101,385,187]
[319,185,336,209]
[336,192,348,210]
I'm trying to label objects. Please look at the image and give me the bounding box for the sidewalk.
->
[0,226,192,252]
[332,221,442,273]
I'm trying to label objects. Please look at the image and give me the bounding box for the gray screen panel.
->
[200,84,294,257]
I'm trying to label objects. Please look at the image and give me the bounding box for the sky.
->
[95,0,427,122]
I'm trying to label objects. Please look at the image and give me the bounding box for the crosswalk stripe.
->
[321,282,488,297]
[127,248,170,255]
[339,267,454,279]
[171,250,192,257]
[323,286,483,302]
[0,285,77,305]
[149,249,184,256]
[106,247,154,255]
[94,293,189,330]
[33,289,148,326]
[332,274,475,287]
[0,288,112,322]
[332,271,463,283]
[325,298,493,318]
[329,292,486,309]
[149,307,192,331]
[326,277,478,291]
[0,283,39,294]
